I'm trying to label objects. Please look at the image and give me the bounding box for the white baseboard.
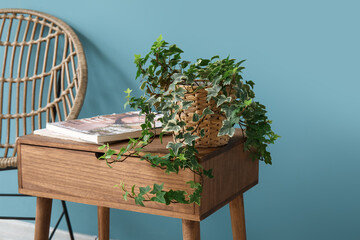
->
[0,220,97,240]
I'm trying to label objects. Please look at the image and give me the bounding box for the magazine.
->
[34,111,163,144]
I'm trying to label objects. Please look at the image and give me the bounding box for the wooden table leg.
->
[34,197,53,240]
[98,206,110,240]
[182,219,200,240]
[229,194,246,240]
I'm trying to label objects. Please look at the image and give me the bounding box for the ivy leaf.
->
[150,191,166,204]
[221,105,237,118]
[205,85,221,101]
[196,58,210,66]
[146,95,160,105]
[192,113,200,122]
[189,193,201,205]
[139,185,151,195]
[164,190,189,205]
[124,88,132,95]
[135,195,145,206]
[98,145,106,150]
[187,181,201,189]
[186,127,194,131]
[202,107,214,116]
[131,185,136,196]
[123,191,129,201]
[150,183,164,194]
[166,142,183,155]
[216,95,232,107]
[182,100,193,110]
[162,119,181,132]
[203,169,214,178]
[168,76,185,91]
[218,119,235,137]
[244,98,252,106]
[156,34,163,42]
[200,129,205,137]
[183,132,199,146]
[246,80,255,88]
[134,54,141,65]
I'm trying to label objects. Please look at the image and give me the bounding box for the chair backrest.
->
[0,9,87,163]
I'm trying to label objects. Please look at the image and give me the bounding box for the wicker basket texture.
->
[177,84,232,148]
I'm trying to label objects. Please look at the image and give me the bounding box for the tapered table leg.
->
[182,219,200,240]
[229,194,246,240]
[34,197,53,240]
[98,206,110,240]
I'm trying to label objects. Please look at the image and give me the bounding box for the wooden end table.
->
[17,129,258,240]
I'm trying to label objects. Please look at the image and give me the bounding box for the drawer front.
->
[20,144,195,216]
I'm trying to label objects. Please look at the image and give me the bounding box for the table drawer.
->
[19,144,195,217]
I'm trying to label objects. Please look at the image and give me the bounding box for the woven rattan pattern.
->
[0,9,87,168]
[178,85,230,148]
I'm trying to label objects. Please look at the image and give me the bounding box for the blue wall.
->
[1,0,360,239]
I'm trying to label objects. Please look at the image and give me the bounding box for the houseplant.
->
[99,35,279,206]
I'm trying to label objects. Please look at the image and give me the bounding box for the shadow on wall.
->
[74,28,134,117]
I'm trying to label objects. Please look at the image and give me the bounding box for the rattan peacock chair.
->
[0,9,87,239]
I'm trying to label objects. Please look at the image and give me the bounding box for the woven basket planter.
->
[177,84,232,148]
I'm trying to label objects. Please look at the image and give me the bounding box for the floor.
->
[0,220,97,240]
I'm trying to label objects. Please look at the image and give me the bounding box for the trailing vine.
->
[98,35,279,206]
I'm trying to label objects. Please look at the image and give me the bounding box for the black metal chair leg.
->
[48,201,74,240]
[61,200,74,240]
[49,211,65,240]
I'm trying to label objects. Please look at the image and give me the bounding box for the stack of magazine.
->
[34,111,163,144]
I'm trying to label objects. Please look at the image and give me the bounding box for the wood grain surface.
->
[98,206,110,240]
[182,220,200,240]
[34,197,52,240]
[18,129,258,221]
[229,194,247,240]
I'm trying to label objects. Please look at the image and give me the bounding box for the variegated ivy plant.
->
[99,35,279,207]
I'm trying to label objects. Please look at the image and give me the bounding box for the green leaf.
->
[189,193,201,205]
[203,169,214,178]
[244,98,252,106]
[131,185,136,196]
[123,191,129,201]
[98,145,106,150]
[140,81,147,90]
[183,132,199,146]
[162,119,181,132]
[150,191,166,204]
[205,85,221,101]
[196,58,210,66]
[216,95,232,107]
[186,127,194,131]
[221,105,237,118]
[187,180,201,189]
[134,54,141,64]
[192,113,200,122]
[135,195,145,206]
[150,183,164,194]
[218,119,236,137]
[164,190,189,205]
[139,185,151,195]
[124,88,132,95]
[156,34,163,42]
[202,107,214,116]
[166,142,183,155]
[182,100,193,110]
